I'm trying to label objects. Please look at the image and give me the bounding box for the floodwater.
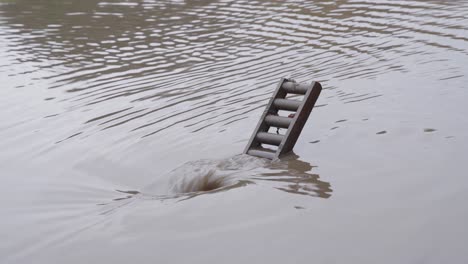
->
[1,0,467,263]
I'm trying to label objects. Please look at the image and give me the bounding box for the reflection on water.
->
[257,154,331,198]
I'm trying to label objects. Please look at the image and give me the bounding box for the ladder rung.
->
[273,98,302,111]
[282,82,309,94]
[243,78,322,160]
[256,132,284,146]
[265,115,292,128]
[247,148,276,159]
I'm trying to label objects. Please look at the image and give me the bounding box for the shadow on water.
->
[107,154,332,206]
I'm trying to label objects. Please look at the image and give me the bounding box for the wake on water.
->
[139,154,331,199]
[142,154,269,196]
[100,154,331,216]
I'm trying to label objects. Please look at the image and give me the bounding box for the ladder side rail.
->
[276,81,322,158]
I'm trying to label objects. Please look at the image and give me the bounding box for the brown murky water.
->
[1,0,468,263]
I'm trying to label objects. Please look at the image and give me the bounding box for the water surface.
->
[1,0,468,263]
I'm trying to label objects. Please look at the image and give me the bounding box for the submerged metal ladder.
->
[244,78,322,160]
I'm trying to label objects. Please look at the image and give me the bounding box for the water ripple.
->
[1,0,467,142]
